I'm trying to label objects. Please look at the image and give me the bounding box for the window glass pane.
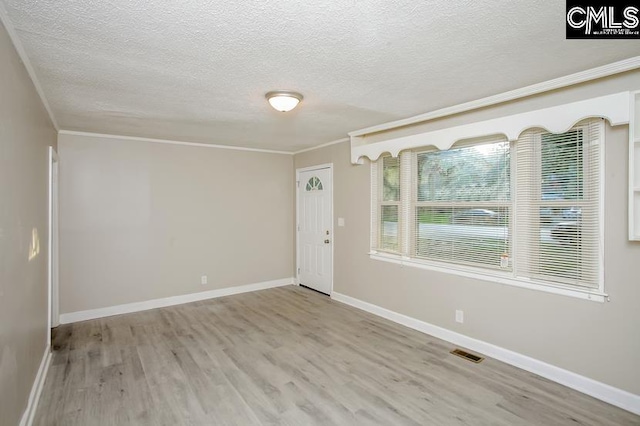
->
[539,203,582,280]
[414,140,510,269]
[538,129,587,284]
[380,205,399,251]
[541,130,583,200]
[515,121,600,289]
[416,206,510,269]
[540,211,582,279]
[382,156,400,202]
[306,176,323,191]
[417,141,510,202]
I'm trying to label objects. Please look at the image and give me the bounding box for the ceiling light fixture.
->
[266,91,303,112]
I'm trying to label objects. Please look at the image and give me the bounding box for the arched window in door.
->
[305,176,323,191]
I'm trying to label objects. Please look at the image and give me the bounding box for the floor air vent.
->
[450,349,484,363]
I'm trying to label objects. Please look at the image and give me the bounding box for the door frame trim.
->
[296,163,334,295]
[48,146,59,344]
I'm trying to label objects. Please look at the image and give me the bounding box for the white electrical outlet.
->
[455,310,464,323]
[201,275,208,285]
[338,217,345,227]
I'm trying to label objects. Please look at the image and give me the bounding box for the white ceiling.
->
[2,1,639,152]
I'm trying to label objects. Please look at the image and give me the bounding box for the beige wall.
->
[294,72,640,396]
[58,134,294,314]
[0,20,57,426]
[363,69,640,145]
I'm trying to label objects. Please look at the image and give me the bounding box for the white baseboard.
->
[331,291,640,416]
[19,345,52,426]
[59,278,295,324]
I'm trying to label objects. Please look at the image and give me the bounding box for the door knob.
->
[324,239,330,244]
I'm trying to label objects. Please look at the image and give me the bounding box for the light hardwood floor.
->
[34,286,639,425]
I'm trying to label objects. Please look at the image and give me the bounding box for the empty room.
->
[2,1,640,425]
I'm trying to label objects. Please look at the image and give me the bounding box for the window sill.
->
[369,251,608,303]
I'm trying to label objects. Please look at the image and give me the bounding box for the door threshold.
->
[299,284,330,296]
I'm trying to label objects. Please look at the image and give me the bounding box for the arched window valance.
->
[350,92,631,164]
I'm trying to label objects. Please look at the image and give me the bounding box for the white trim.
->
[598,120,606,287]
[19,345,52,426]
[47,147,52,342]
[295,164,334,295]
[293,138,349,155]
[0,4,58,130]
[349,56,640,138]
[351,92,630,164]
[370,252,607,303]
[630,91,640,240]
[296,173,300,286]
[47,147,59,340]
[295,162,334,174]
[59,278,294,324]
[331,292,640,416]
[58,130,294,155]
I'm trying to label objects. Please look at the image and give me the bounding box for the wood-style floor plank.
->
[33,286,640,425]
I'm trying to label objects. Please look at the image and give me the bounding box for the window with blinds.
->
[379,155,401,253]
[371,119,604,292]
[515,120,602,288]
[415,137,510,269]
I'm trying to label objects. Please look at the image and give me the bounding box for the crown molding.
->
[293,137,349,155]
[349,56,640,138]
[0,2,59,130]
[58,130,294,155]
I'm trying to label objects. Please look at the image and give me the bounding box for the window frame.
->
[377,155,402,254]
[370,121,606,303]
[411,139,512,270]
[524,124,595,287]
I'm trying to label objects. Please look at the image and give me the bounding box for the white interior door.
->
[298,166,332,295]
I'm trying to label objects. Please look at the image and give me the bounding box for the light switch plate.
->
[338,217,345,227]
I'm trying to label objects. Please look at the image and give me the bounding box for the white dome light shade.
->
[266,91,303,112]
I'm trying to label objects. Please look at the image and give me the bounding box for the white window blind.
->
[515,119,603,288]
[413,136,511,269]
[371,119,604,295]
[378,155,401,253]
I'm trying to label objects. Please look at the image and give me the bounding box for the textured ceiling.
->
[2,1,639,152]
